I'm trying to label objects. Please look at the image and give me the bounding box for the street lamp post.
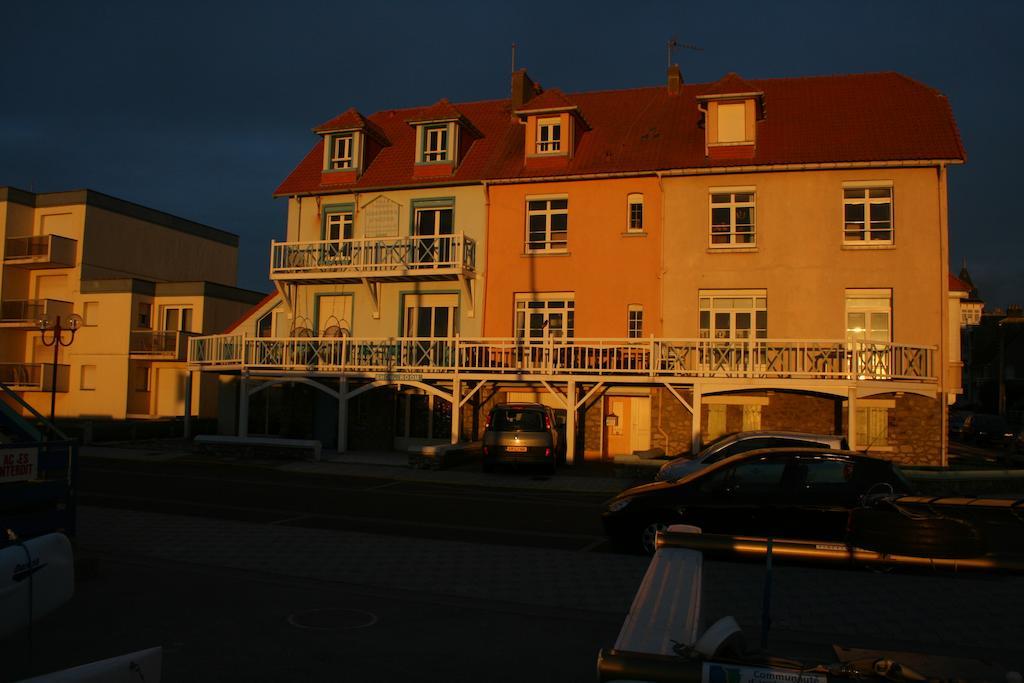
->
[38,313,83,432]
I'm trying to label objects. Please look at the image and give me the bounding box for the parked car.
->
[482,403,562,473]
[654,431,848,482]
[947,410,972,440]
[960,413,1015,447]
[603,448,914,554]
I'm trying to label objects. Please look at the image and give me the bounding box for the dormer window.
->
[422,125,449,163]
[329,133,354,170]
[716,103,748,144]
[537,118,562,154]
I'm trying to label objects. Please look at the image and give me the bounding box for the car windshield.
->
[490,409,546,432]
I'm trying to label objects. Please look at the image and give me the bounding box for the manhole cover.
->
[287,608,378,630]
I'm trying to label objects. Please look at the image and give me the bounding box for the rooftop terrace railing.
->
[188,335,936,382]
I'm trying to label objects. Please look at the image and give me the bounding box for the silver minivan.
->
[482,403,563,473]
[654,431,848,482]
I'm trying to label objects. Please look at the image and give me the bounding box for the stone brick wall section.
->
[652,387,694,456]
[888,392,943,467]
[759,391,839,435]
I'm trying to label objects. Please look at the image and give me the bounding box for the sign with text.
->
[703,663,827,683]
[0,448,38,484]
[374,373,423,382]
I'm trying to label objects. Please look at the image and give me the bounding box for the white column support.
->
[459,379,487,408]
[183,370,193,439]
[566,379,577,466]
[338,376,349,453]
[451,377,461,445]
[539,379,568,408]
[690,383,702,454]
[847,386,857,451]
[238,374,249,438]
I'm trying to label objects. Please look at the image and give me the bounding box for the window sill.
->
[323,167,357,173]
[707,246,758,253]
[522,250,571,257]
[841,243,895,251]
[620,231,647,238]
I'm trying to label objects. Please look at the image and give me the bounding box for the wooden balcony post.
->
[238,374,249,438]
[690,383,702,453]
[566,379,577,465]
[451,376,461,445]
[183,370,193,439]
[338,376,349,453]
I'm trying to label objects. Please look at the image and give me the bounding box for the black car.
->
[960,413,1014,447]
[602,448,915,554]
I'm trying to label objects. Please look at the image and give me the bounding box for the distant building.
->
[190,68,968,466]
[0,187,265,421]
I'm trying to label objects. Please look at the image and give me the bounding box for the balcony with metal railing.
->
[269,233,476,284]
[3,235,77,269]
[129,330,194,360]
[0,299,74,328]
[0,363,70,392]
[188,335,937,384]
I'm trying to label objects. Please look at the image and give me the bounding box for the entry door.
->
[403,294,457,366]
[413,208,454,265]
[630,397,651,452]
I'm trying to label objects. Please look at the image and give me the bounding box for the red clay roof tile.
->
[275,72,965,197]
[314,107,370,133]
[515,88,576,113]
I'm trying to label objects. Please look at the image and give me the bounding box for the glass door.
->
[413,207,453,266]
[403,295,457,367]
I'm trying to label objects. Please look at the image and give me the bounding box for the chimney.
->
[511,68,537,108]
[667,64,683,95]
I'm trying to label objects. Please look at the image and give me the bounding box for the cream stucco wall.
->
[280,186,487,338]
[661,167,946,347]
[1,194,256,421]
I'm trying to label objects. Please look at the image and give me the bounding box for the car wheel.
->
[640,521,670,556]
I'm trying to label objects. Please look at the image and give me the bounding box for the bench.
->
[193,435,322,461]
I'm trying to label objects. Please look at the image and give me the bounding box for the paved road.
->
[8,450,1022,680]
[77,456,615,552]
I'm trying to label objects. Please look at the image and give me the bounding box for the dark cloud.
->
[2,0,1020,307]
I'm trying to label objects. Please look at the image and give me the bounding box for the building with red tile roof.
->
[192,67,968,468]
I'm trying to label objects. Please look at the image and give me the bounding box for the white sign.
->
[0,447,38,484]
[374,373,423,382]
[703,662,827,683]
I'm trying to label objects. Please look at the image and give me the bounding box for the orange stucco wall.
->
[483,177,662,338]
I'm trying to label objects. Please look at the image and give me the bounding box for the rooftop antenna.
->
[511,42,517,74]
[667,37,703,68]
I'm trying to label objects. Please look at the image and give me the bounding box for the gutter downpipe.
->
[938,162,950,467]
[655,171,670,451]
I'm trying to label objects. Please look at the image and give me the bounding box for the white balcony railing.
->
[270,233,476,281]
[188,335,936,382]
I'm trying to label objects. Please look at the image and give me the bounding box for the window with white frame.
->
[325,210,354,241]
[514,293,575,340]
[710,191,755,246]
[536,117,562,153]
[627,193,644,232]
[845,291,891,343]
[422,125,449,162]
[627,304,643,338]
[699,292,767,340]
[843,186,893,243]
[328,133,354,170]
[526,198,568,252]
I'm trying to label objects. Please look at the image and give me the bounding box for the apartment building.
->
[0,188,265,420]
[191,67,966,466]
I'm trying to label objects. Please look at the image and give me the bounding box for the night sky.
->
[3,1,1021,308]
